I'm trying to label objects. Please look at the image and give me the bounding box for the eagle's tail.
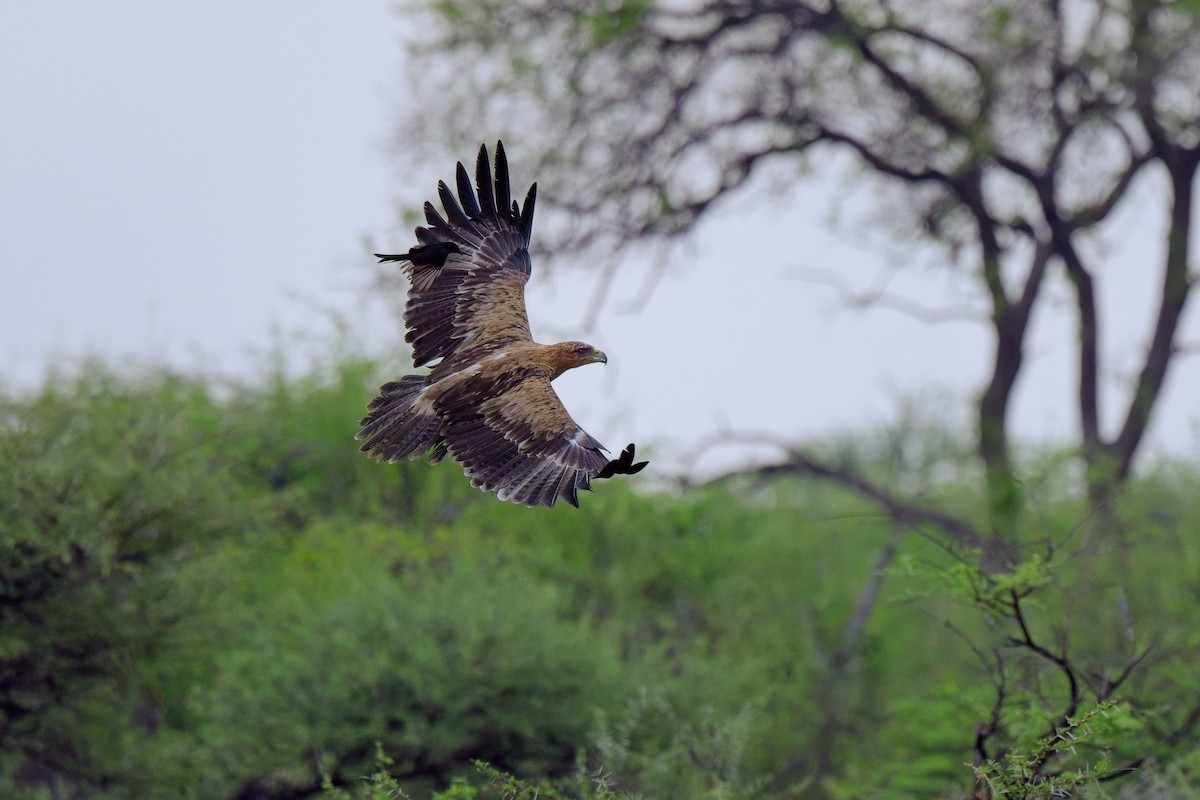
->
[356,375,446,463]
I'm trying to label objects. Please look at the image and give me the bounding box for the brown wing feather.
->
[380,142,538,372]
[438,371,609,508]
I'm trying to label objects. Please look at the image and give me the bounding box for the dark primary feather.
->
[519,183,537,244]
[456,162,480,217]
[494,141,512,216]
[475,144,498,217]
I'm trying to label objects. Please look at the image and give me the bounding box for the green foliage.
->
[972,701,1130,798]
[573,1,652,47]
[200,519,623,796]
[0,363,263,789]
[321,743,409,800]
[3,354,1200,799]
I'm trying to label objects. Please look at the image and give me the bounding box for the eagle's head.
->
[548,340,607,377]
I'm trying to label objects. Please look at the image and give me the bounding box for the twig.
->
[693,434,983,549]
[786,264,984,325]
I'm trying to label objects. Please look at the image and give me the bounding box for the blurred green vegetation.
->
[2,354,1198,799]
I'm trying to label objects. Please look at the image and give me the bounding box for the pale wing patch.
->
[452,267,531,347]
[481,376,607,468]
[439,372,608,507]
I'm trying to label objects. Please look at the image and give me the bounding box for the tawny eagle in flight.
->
[358,142,647,507]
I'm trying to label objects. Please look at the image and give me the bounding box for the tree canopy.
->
[397,0,1200,544]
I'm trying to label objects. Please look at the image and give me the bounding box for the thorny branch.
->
[967,586,1157,790]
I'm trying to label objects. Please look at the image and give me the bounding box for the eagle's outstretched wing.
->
[436,371,647,508]
[376,142,537,375]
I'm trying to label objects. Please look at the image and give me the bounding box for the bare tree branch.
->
[785,265,985,324]
[689,431,983,549]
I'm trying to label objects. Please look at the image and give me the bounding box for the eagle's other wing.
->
[438,370,611,508]
[376,141,537,373]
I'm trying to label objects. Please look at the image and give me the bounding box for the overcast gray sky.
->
[3,2,1198,475]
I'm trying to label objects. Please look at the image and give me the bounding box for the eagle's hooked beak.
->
[596,350,608,365]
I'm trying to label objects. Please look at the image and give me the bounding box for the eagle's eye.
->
[574,344,591,355]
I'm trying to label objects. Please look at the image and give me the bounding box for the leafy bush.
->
[3,356,1199,799]
[0,364,263,794]
[196,520,625,798]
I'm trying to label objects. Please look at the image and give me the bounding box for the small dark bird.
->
[358,142,647,507]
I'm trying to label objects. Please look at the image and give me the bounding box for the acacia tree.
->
[389,0,1200,793]
[395,0,1199,546]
